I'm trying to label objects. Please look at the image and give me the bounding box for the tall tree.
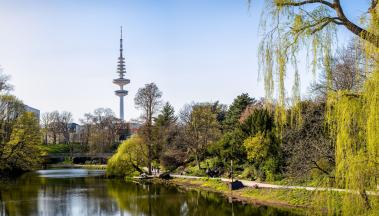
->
[154,102,177,164]
[283,101,334,178]
[41,112,53,145]
[223,93,255,131]
[180,103,220,170]
[134,83,162,174]
[49,111,60,144]
[59,111,73,144]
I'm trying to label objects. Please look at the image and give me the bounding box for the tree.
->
[254,0,379,130]
[310,40,367,99]
[107,135,147,177]
[241,108,280,181]
[253,1,379,213]
[134,83,162,174]
[243,131,279,181]
[283,101,334,179]
[253,0,379,47]
[0,95,25,146]
[59,111,73,144]
[41,112,53,144]
[49,111,60,144]
[155,102,177,127]
[0,68,12,93]
[209,128,247,165]
[153,102,177,166]
[180,103,220,170]
[223,93,255,131]
[0,112,42,172]
[83,108,123,153]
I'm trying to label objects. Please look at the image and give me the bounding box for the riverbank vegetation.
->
[170,178,312,209]
[107,0,379,214]
[0,73,43,175]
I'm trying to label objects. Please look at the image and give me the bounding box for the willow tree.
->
[251,0,379,214]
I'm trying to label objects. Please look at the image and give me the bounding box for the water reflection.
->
[0,169,302,216]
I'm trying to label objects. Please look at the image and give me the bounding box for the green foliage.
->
[209,128,247,164]
[181,103,221,169]
[185,164,206,176]
[240,108,274,136]
[0,95,25,145]
[223,93,254,131]
[243,132,280,181]
[153,102,177,166]
[155,102,176,127]
[107,135,147,177]
[244,132,269,162]
[240,108,280,181]
[0,112,42,172]
[41,143,70,154]
[323,70,379,214]
[283,101,334,179]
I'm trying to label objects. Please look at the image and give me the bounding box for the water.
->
[0,169,302,216]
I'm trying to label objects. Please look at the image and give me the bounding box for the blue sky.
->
[0,0,365,122]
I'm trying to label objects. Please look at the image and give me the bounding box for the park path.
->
[170,174,378,195]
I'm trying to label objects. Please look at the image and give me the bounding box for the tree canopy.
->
[1,112,42,172]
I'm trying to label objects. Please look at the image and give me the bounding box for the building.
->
[113,26,130,121]
[25,105,40,120]
[128,120,142,135]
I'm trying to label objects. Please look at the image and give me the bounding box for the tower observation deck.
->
[113,26,130,121]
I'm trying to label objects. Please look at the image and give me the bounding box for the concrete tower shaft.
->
[113,26,130,121]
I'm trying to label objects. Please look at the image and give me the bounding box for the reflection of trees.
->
[0,173,40,216]
[0,175,118,216]
[36,176,117,215]
[107,181,299,216]
[1,174,301,216]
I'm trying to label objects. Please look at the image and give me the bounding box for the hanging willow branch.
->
[274,0,379,47]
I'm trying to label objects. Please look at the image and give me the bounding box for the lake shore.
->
[148,177,312,214]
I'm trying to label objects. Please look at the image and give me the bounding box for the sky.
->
[0,0,367,122]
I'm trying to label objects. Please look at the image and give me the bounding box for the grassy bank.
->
[164,178,311,214]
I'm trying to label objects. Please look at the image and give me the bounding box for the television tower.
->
[113,26,130,121]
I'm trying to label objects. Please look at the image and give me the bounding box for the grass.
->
[171,177,313,210]
[41,144,70,154]
[240,187,313,207]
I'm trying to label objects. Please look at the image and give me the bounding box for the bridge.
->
[44,153,113,164]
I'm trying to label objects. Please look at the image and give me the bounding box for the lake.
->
[0,169,302,216]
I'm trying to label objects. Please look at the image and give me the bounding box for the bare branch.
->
[276,0,334,9]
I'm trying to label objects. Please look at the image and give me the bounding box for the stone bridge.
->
[44,153,113,164]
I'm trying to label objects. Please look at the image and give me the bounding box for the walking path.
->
[171,174,379,196]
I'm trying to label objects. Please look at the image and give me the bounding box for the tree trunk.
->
[148,140,152,175]
[53,133,57,144]
[360,189,371,210]
[195,153,200,170]
[44,133,48,144]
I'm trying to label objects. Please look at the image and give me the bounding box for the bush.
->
[185,163,206,176]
